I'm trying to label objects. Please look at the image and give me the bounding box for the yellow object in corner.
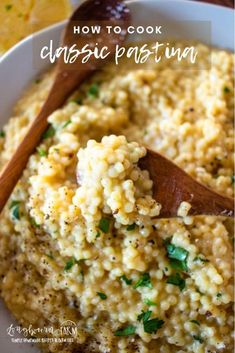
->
[0,0,72,54]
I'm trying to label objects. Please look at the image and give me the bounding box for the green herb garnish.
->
[98,218,110,233]
[120,275,132,285]
[30,217,40,228]
[143,318,164,334]
[87,83,99,98]
[10,200,21,220]
[166,243,189,272]
[71,97,82,105]
[37,147,47,157]
[46,252,54,260]
[231,175,235,184]
[190,320,200,326]
[62,119,72,128]
[95,231,101,238]
[216,292,222,298]
[64,258,76,271]
[166,273,185,291]
[137,310,152,322]
[133,273,153,289]
[5,4,13,11]
[193,334,204,344]
[193,256,209,264]
[114,325,136,337]
[144,298,157,307]
[97,292,107,300]
[42,125,55,139]
[223,86,230,93]
[126,223,136,231]
[0,130,5,138]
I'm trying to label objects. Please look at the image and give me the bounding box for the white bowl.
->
[0,1,233,352]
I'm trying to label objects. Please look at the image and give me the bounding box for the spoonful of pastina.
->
[0,0,131,213]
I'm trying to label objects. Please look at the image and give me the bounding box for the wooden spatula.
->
[139,149,234,218]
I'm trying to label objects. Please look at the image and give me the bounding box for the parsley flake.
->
[62,119,72,128]
[87,83,99,98]
[114,325,136,337]
[97,292,107,300]
[37,147,47,157]
[223,86,230,93]
[120,275,132,285]
[144,318,164,334]
[167,273,185,291]
[5,4,12,11]
[30,217,40,228]
[42,125,55,139]
[10,201,21,220]
[193,334,204,344]
[98,218,110,233]
[166,243,189,272]
[190,320,200,326]
[126,223,136,231]
[95,231,101,239]
[193,256,209,264]
[0,130,5,138]
[64,258,76,271]
[137,310,152,322]
[133,273,153,289]
[144,298,157,307]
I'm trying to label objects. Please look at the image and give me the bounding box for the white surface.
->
[0,1,234,352]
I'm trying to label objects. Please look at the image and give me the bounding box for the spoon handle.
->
[0,70,86,213]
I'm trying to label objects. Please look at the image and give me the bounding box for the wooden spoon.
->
[139,149,234,218]
[0,0,130,213]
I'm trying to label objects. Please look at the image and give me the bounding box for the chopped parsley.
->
[144,298,157,307]
[87,83,99,98]
[193,256,209,264]
[64,258,76,271]
[216,292,222,298]
[42,125,55,139]
[144,318,164,334]
[0,130,5,138]
[95,231,101,239]
[30,217,40,228]
[166,242,189,272]
[71,97,82,105]
[97,292,107,300]
[223,86,230,93]
[231,175,235,184]
[193,334,204,344]
[62,119,72,128]
[46,252,54,260]
[98,217,110,233]
[37,147,47,157]
[10,200,21,220]
[5,4,13,11]
[133,273,153,289]
[137,309,164,334]
[166,273,185,291]
[190,320,200,326]
[137,310,152,323]
[120,275,132,285]
[114,325,136,337]
[126,223,136,231]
